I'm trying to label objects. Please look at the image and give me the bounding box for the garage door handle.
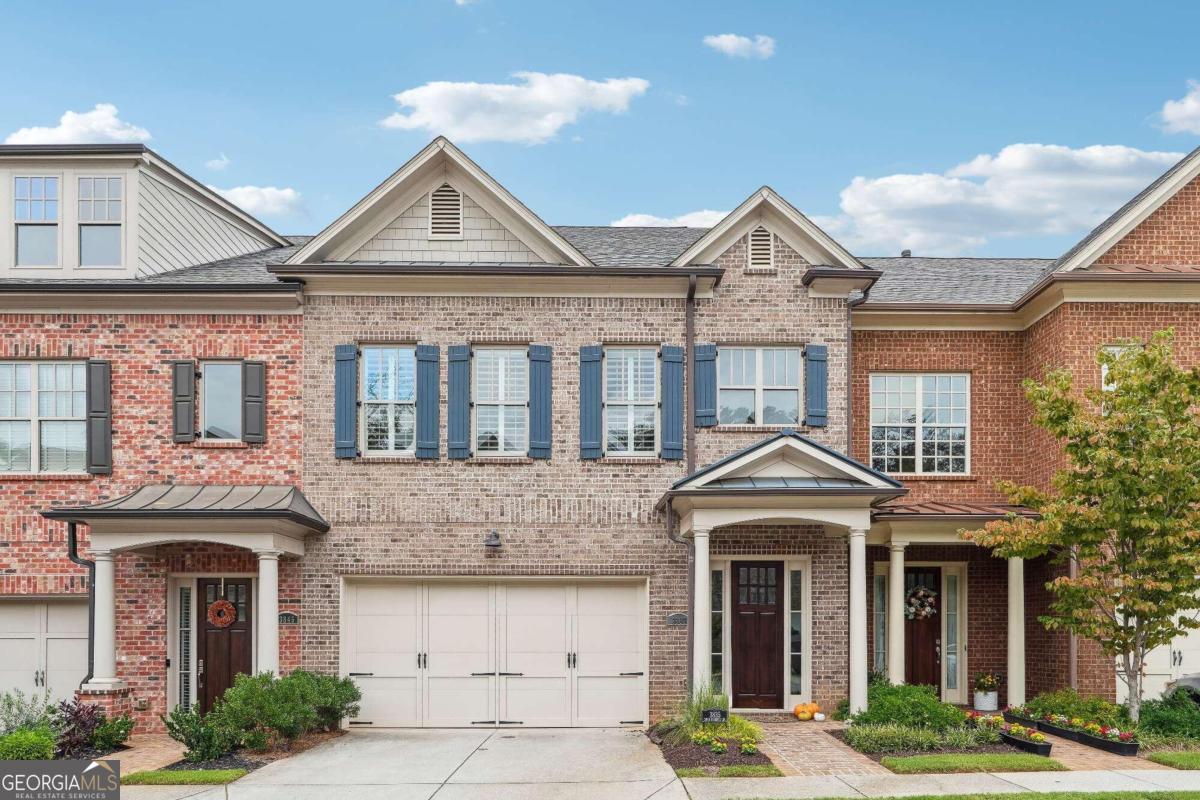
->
[620,672,644,676]
[349,672,374,677]
[498,672,524,676]
[471,672,494,676]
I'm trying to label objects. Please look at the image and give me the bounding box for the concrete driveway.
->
[124,728,683,800]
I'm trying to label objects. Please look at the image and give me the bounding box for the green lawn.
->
[674,764,784,778]
[122,768,247,785]
[675,767,705,777]
[1149,751,1200,769]
[880,753,1066,774]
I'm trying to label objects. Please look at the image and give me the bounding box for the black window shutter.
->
[415,344,440,459]
[85,360,112,475]
[805,344,828,427]
[171,360,196,443]
[334,344,359,458]
[528,345,552,459]
[660,345,684,460]
[578,345,603,459]
[693,343,718,427]
[241,361,266,443]
[447,345,471,459]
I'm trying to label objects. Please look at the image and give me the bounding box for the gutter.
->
[0,281,304,294]
[270,262,725,286]
[41,508,331,534]
[66,522,95,688]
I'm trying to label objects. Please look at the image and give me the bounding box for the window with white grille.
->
[473,348,528,455]
[603,347,657,456]
[0,361,87,473]
[428,183,464,239]
[748,226,773,269]
[869,373,969,474]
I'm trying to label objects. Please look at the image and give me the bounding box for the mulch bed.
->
[74,744,129,760]
[164,729,345,772]
[827,729,1024,764]
[649,731,773,770]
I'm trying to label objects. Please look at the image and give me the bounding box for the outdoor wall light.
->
[484,529,502,548]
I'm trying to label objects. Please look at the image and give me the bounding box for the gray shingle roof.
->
[553,226,708,266]
[860,256,1056,305]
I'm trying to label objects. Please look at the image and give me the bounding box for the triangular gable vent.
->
[748,225,773,269]
[429,183,463,239]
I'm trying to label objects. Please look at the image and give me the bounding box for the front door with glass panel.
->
[904,568,941,690]
[197,578,253,714]
[731,562,784,708]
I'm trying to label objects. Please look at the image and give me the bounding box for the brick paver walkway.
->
[1039,731,1170,771]
[109,734,185,774]
[758,719,889,776]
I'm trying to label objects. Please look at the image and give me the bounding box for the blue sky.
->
[6,0,1200,257]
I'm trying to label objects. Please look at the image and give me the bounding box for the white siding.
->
[137,172,273,276]
[351,192,542,263]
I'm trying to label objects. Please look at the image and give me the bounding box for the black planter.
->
[1078,732,1139,756]
[1003,711,1038,726]
[1000,731,1053,757]
[1036,720,1080,741]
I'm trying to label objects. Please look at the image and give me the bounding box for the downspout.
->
[846,284,872,454]
[671,272,700,693]
[66,521,95,688]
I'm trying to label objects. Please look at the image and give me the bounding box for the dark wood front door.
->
[904,567,941,690]
[731,561,784,708]
[197,578,253,714]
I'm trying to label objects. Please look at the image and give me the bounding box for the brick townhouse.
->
[4,136,1200,731]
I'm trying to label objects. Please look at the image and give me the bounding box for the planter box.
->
[974,691,999,712]
[1000,731,1053,757]
[1037,720,1080,741]
[1078,732,1139,756]
[1003,711,1037,726]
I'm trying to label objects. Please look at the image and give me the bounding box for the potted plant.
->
[1077,722,1139,756]
[999,723,1053,757]
[973,672,1000,711]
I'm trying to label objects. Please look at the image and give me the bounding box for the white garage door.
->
[344,580,646,728]
[1119,619,1200,702]
[0,600,89,704]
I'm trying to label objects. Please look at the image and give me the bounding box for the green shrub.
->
[1141,691,1200,739]
[1026,687,1127,727]
[92,715,134,752]
[1138,730,1200,752]
[0,690,52,736]
[941,725,1000,749]
[845,723,941,753]
[162,707,237,763]
[52,699,104,759]
[660,686,762,746]
[210,672,319,747]
[285,670,361,731]
[0,726,55,760]
[849,682,966,731]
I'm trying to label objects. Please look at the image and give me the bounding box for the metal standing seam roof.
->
[41,484,330,532]
[872,501,1037,520]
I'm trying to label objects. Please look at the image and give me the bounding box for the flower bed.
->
[999,723,1052,757]
[1002,706,1039,727]
[1037,714,1082,742]
[647,689,772,776]
[0,691,134,761]
[1077,722,1139,756]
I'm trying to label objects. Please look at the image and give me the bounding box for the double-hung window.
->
[869,373,969,474]
[77,177,123,267]
[604,347,657,455]
[199,362,243,440]
[0,361,86,473]
[361,346,416,454]
[474,348,528,455]
[14,177,59,267]
[717,347,801,426]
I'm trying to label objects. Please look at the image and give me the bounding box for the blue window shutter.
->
[579,345,603,459]
[415,345,440,459]
[447,345,471,459]
[334,344,359,458]
[693,343,717,427]
[660,345,684,460]
[528,345,552,459]
[805,343,828,427]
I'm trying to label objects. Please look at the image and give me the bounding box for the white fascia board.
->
[678,435,893,490]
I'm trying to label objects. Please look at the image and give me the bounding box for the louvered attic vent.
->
[748,225,773,269]
[429,183,463,238]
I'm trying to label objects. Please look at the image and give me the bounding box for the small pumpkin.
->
[795,710,814,721]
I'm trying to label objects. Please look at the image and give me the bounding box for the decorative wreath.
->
[207,599,238,628]
[904,585,938,620]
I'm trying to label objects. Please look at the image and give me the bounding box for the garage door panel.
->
[575,676,644,726]
[0,601,87,702]
[0,603,41,634]
[45,636,88,703]
[426,676,493,725]
[354,677,420,726]
[0,636,37,696]
[356,584,420,616]
[45,602,88,635]
[503,676,570,726]
[576,585,643,675]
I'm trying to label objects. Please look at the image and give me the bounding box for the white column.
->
[84,550,124,690]
[848,528,869,713]
[256,550,281,676]
[1007,556,1026,707]
[691,528,712,695]
[887,542,907,685]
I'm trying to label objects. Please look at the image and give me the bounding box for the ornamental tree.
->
[963,329,1200,721]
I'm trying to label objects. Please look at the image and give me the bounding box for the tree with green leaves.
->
[964,329,1200,721]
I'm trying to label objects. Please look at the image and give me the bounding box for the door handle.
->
[349,672,374,677]
[471,672,494,676]
[498,672,524,676]
[619,672,644,676]
[33,670,39,687]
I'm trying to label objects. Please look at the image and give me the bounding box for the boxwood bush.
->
[0,726,56,760]
[844,723,998,754]
[1140,690,1200,739]
[1026,688,1128,727]
[849,682,966,731]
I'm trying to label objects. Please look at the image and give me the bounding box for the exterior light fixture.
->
[484,529,502,548]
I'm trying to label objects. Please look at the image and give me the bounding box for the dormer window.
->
[428,183,463,239]
[78,177,123,267]
[14,176,59,267]
[748,225,773,270]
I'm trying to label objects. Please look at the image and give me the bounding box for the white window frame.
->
[717,346,803,427]
[869,372,970,475]
[76,175,124,268]
[0,360,87,474]
[472,346,529,457]
[198,360,243,442]
[602,346,659,457]
[359,345,418,456]
[13,175,62,269]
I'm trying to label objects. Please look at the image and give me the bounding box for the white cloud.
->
[813,143,1183,255]
[612,209,728,227]
[4,103,150,145]
[702,33,775,59]
[1161,80,1200,135]
[379,72,650,144]
[209,185,304,217]
[206,153,231,171]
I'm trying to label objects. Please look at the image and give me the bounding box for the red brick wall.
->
[1095,177,1200,266]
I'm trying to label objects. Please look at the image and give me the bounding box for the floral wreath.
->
[904,585,938,620]
[207,599,238,628]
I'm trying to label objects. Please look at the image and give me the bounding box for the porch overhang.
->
[41,484,330,557]
[868,501,1038,545]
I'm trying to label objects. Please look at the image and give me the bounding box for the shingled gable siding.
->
[298,233,858,721]
[1093,175,1200,266]
[0,312,304,731]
